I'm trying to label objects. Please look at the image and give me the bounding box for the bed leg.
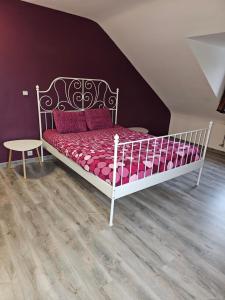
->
[40,145,44,163]
[109,198,115,227]
[196,167,203,186]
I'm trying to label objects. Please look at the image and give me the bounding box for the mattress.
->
[43,126,200,186]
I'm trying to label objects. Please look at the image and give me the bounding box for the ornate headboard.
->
[36,77,119,138]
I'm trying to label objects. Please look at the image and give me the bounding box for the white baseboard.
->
[0,155,54,168]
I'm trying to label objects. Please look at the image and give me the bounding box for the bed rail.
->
[109,122,213,226]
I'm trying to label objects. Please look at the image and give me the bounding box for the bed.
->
[36,77,213,226]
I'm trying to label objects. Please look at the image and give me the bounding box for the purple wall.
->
[0,0,170,163]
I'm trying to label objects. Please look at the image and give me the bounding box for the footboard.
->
[109,122,212,225]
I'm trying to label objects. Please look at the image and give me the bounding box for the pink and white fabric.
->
[53,109,87,133]
[43,126,200,186]
[85,108,113,130]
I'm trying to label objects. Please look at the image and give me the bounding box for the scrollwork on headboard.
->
[36,77,119,137]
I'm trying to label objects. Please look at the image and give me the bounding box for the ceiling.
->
[22,0,225,121]
[101,0,225,120]
[22,0,150,21]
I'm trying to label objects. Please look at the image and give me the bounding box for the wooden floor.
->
[0,151,225,300]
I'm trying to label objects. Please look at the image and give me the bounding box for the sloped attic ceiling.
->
[23,0,225,121]
[21,0,150,20]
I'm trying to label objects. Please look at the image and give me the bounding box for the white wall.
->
[189,39,225,99]
[169,112,225,152]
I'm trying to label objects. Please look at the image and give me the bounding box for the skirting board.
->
[0,155,54,168]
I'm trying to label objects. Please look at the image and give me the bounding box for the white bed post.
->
[36,85,44,162]
[197,121,213,186]
[115,88,119,125]
[109,134,119,226]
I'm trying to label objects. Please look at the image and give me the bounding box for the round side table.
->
[129,127,149,134]
[3,140,43,179]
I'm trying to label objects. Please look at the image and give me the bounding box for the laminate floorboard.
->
[0,150,224,300]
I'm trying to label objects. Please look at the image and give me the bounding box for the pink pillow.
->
[85,108,113,130]
[53,109,87,133]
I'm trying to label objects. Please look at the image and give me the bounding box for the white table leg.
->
[8,149,12,169]
[22,151,26,179]
[36,148,42,166]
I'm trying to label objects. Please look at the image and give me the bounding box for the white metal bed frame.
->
[36,77,213,226]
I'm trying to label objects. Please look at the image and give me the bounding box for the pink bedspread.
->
[43,126,200,186]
